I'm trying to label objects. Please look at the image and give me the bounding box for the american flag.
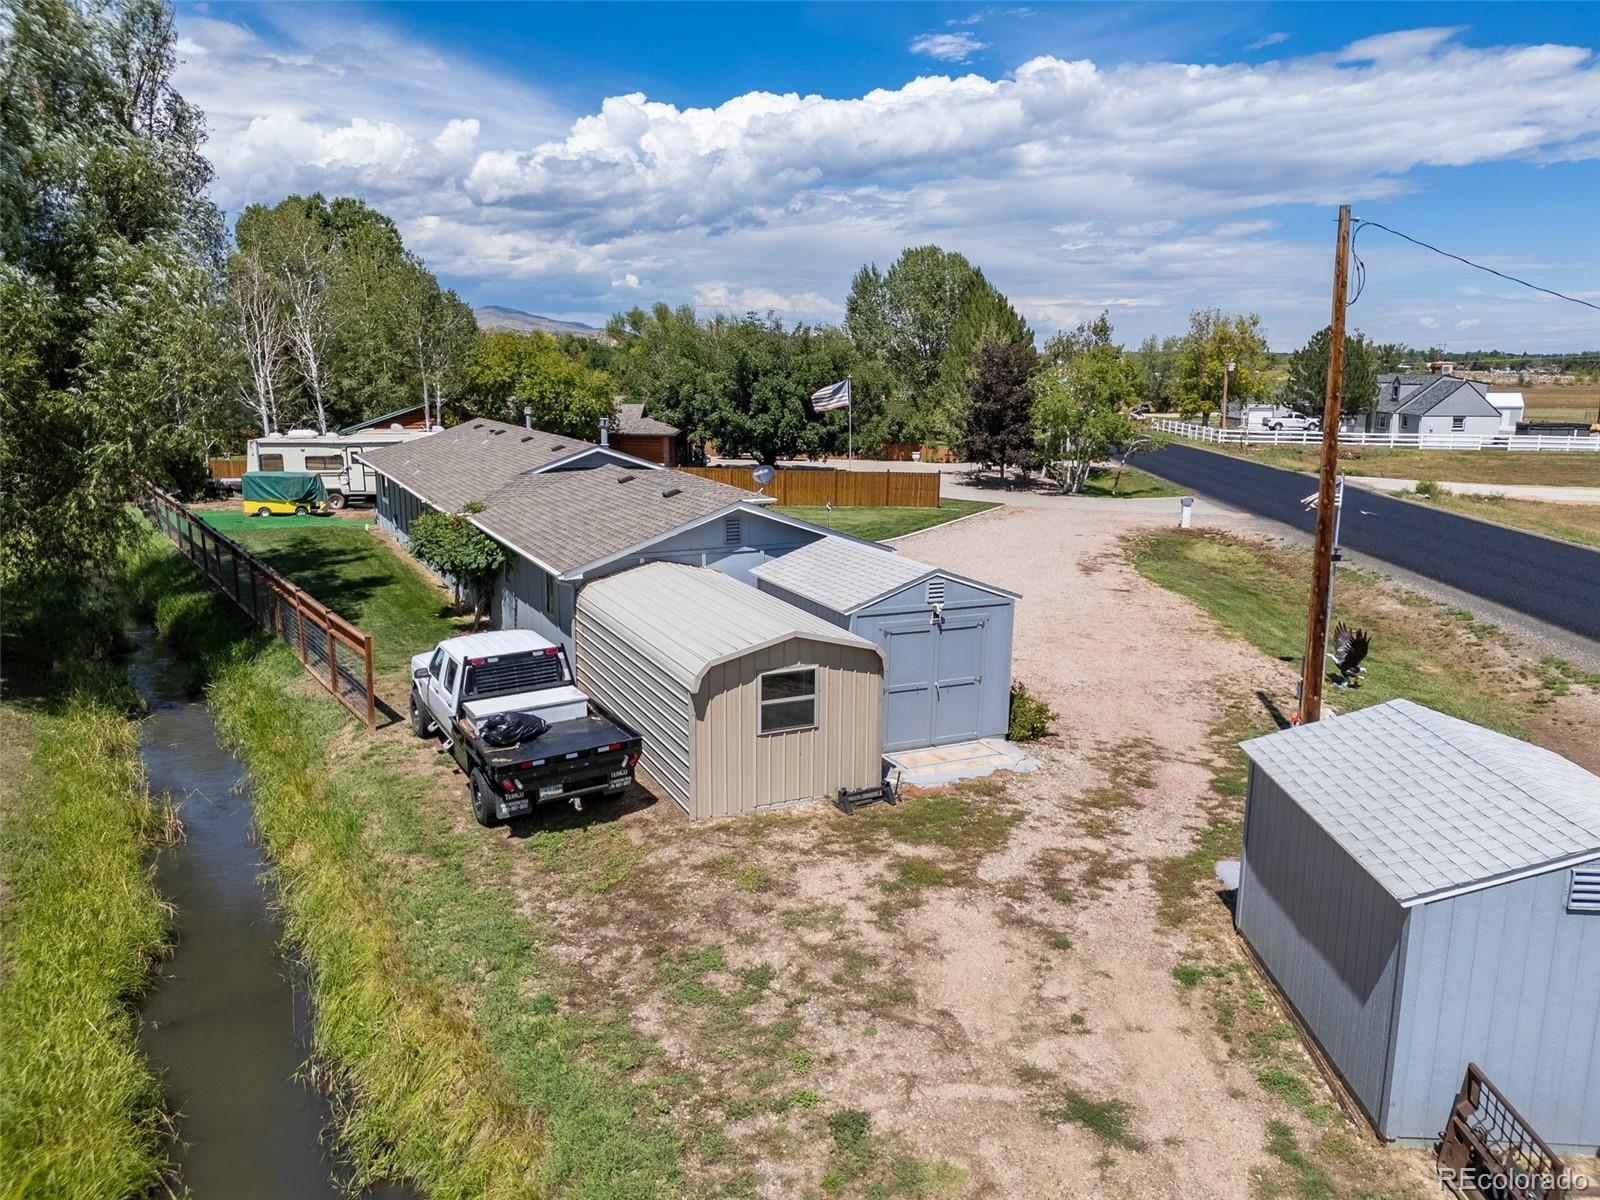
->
[808,379,851,412]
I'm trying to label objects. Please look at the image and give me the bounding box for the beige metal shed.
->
[574,562,884,820]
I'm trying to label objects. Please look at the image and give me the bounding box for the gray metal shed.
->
[573,562,883,820]
[1236,699,1600,1153]
[751,538,1017,752]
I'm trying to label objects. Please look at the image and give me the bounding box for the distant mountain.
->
[473,305,605,338]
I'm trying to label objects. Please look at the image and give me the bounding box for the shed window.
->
[305,453,344,470]
[258,453,285,471]
[1450,416,1466,432]
[1569,867,1600,914]
[724,516,742,545]
[758,668,816,734]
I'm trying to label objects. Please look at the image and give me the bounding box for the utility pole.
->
[1298,204,1352,725]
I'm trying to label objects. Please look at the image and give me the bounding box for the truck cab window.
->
[444,659,458,693]
[429,648,446,679]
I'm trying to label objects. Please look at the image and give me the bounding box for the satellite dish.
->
[752,465,776,487]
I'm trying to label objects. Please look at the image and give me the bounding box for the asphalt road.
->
[1139,442,1600,642]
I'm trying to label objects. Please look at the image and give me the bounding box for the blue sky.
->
[176,2,1600,350]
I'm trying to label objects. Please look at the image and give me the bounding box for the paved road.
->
[1139,442,1600,641]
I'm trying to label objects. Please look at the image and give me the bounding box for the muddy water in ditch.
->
[130,629,414,1200]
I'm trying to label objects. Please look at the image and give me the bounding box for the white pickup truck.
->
[409,629,642,826]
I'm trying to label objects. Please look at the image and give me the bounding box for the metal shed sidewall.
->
[692,638,882,820]
[573,607,693,812]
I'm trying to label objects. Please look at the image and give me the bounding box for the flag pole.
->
[847,376,853,462]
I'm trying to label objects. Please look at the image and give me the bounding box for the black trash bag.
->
[479,711,549,747]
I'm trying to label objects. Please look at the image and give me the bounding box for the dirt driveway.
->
[433,500,1444,1200]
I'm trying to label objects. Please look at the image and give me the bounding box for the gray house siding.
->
[1384,859,1600,1151]
[492,555,572,650]
[1237,764,1405,1127]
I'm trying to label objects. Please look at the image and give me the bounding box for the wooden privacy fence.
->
[680,466,941,507]
[208,456,247,479]
[140,487,377,730]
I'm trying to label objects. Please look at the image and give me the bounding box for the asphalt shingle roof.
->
[473,462,759,576]
[751,536,1015,614]
[1374,374,1490,417]
[1241,699,1600,906]
[577,562,879,689]
[359,419,603,511]
[617,402,680,438]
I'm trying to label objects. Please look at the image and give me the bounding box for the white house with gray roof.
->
[1365,372,1504,437]
[1236,699,1600,1152]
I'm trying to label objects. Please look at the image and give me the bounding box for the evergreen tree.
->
[960,335,1040,477]
[1282,326,1380,416]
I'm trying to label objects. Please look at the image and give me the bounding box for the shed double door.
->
[879,617,986,751]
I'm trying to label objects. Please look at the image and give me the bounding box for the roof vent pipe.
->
[599,415,610,447]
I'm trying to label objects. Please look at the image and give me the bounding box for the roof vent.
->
[927,579,946,606]
[491,428,503,435]
[1570,868,1600,914]
[551,443,565,452]
[661,486,682,498]
[724,516,741,545]
[521,435,533,443]
[472,423,484,429]
[616,473,636,484]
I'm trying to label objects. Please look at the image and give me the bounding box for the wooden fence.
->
[208,456,247,479]
[140,487,377,730]
[680,466,941,507]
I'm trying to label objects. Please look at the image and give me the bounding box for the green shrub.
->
[1008,682,1057,742]
[1412,479,1448,500]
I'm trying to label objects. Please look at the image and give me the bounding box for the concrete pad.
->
[885,737,1040,787]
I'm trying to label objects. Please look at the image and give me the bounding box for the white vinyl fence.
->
[1150,418,1600,453]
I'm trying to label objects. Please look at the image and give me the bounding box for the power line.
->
[1350,218,1600,312]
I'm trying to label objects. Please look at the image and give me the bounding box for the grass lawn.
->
[1076,463,1187,499]
[202,508,467,674]
[1521,383,1600,424]
[1192,441,1600,487]
[1405,491,1600,549]
[776,497,996,541]
[1129,528,1599,761]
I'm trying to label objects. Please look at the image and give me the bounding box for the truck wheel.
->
[408,692,431,739]
[294,504,309,516]
[256,506,272,517]
[327,491,347,510]
[469,769,498,828]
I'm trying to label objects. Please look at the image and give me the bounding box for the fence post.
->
[327,625,338,696]
[363,635,376,731]
[294,594,308,663]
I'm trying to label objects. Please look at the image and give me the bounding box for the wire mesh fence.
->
[140,486,377,729]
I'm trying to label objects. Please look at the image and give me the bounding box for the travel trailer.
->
[242,428,435,508]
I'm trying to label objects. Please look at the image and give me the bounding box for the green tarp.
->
[241,471,328,504]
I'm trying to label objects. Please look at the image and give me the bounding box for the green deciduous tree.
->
[1173,309,1269,425]
[1282,326,1381,416]
[1,0,229,589]
[1032,348,1140,494]
[464,331,616,439]
[960,336,1040,478]
[605,303,726,448]
[845,245,993,442]
[407,506,508,626]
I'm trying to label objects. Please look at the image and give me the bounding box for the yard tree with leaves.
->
[1,0,232,590]
[1281,325,1381,417]
[1173,309,1270,425]
[464,330,616,438]
[1033,346,1141,494]
[961,335,1040,478]
[407,505,509,626]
